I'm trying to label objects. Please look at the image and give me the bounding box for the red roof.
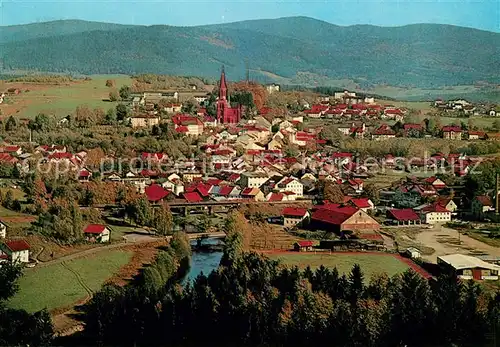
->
[296,241,314,247]
[145,184,170,202]
[4,145,20,152]
[476,195,492,206]
[84,224,107,234]
[3,239,30,252]
[311,204,359,225]
[387,209,419,221]
[344,197,371,209]
[282,207,308,217]
[175,125,189,133]
[218,186,234,196]
[268,193,284,202]
[422,203,450,213]
[442,126,462,132]
[333,152,353,158]
[183,192,203,203]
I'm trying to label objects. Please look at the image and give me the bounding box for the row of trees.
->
[80,224,500,347]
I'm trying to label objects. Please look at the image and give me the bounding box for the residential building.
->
[240,172,269,189]
[438,254,500,280]
[276,176,304,197]
[145,184,170,203]
[294,240,314,252]
[83,224,111,243]
[0,239,30,263]
[0,220,6,239]
[282,207,310,228]
[240,187,265,201]
[371,124,396,140]
[130,115,160,128]
[420,203,451,224]
[172,114,204,136]
[442,126,462,140]
[471,195,495,220]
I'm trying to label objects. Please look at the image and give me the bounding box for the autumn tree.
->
[322,181,344,203]
[153,203,173,236]
[109,89,119,102]
[119,85,131,100]
[105,79,116,87]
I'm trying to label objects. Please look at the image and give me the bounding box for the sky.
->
[1,0,499,32]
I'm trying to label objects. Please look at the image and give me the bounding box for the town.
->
[1,67,500,344]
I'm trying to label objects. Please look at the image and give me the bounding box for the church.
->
[216,67,242,124]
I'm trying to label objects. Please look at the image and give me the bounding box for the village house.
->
[172,114,204,136]
[438,254,500,281]
[145,184,170,203]
[442,126,462,140]
[468,131,487,140]
[0,239,30,263]
[293,240,314,252]
[239,172,269,189]
[282,207,310,228]
[83,224,111,243]
[420,202,451,224]
[371,124,396,140]
[276,176,304,197]
[165,103,182,113]
[240,187,265,201]
[471,195,495,220]
[0,220,6,238]
[130,115,160,128]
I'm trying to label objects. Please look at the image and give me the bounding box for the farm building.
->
[0,239,30,263]
[404,247,422,259]
[438,254,500,281]
[282,207,310,228]
[311,204,380,233]
[386,209,421,225]
[294,241,314,252]
[84,224,111,243]
[420,203,451,224]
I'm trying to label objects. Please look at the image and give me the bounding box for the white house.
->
[83,224,111,243]
[0,220,6,239]
[420,203,451,224]
[276,176,304,197]
[0,239,30,263]
[282,207,310,228]
[239,172,269,189]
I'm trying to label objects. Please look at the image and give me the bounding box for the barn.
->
[311,203,380,234]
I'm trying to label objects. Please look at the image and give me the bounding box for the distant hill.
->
[0,17,499,88]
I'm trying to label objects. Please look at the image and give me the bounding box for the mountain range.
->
[0,17,499,88]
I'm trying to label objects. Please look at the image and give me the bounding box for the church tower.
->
[216,65,241,124]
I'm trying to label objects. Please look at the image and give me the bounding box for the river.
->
[184,238,224,282]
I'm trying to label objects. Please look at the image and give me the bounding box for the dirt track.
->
[415,225,500,262]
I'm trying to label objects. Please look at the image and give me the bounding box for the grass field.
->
[268,252,410,279]
[8,249,132,313]
[1,74,132,119]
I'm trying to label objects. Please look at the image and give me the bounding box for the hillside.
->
[0,17,499,88]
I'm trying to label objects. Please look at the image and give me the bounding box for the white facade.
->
[277,177,304,197]
[421,211,451,224]
[0,222,6,239]
[11,250,29,263]
[240,173,269,188]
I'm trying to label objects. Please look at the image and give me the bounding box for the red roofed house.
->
[1,145,22,156]
[78,168,92,182]
[172,114,204,136]
[294,240,314,252]
[420,203,451,224]
[442,126,462,140]
[344,197,374,212]
[348,178,364,193]
[468,131,487,140]
[183,192,203,203]
[311,204,380,233]
[403,123,424,136]
[282,207,310,228]
[371,124,396,141]
[0,239,30,263]
[425,176,447,190]
[83,224,111,243]
[276,176,303,198]
[145,184,170,203]
[386,209,421,225]
[240,187,265,201]
[472,195,495,220]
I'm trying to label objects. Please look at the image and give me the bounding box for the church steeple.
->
[219,65,227,101]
